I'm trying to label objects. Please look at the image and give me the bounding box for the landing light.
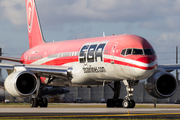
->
[128,88,134,91]
[131,88,134,91]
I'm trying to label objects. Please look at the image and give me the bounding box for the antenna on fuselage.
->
[103,31,105,37]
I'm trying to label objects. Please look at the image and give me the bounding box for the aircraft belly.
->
[104,63,137,80]
[64,62,136,85]
[47,60,151,87]
[67,62,106,85]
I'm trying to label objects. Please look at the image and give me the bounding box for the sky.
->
[0,0,180,77]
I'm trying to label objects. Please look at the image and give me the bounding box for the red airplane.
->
[0,0,179,108]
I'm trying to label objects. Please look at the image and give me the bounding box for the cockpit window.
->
[121,49,126,55]
[126,49,132,55]
[144,48,155,55]
[121,48,155,56]
[132,49,143,55]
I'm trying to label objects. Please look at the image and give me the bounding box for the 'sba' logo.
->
[27,0,34,33]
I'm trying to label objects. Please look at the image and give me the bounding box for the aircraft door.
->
[110,42,119,63]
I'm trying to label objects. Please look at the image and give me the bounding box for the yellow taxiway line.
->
[1,113,180,119]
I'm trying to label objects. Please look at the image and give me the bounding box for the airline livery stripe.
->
[30,54,157,71]
[111,59,157,70]
[103,54,157,68]
[31,57,56,65]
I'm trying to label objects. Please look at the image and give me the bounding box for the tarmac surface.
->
[1,107,180,119]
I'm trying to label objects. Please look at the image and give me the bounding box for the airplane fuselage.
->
[21,34,157,86]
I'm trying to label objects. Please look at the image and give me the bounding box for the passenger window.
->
[132,49,143,55]
[121,49,126,55]
[126,49,132,55]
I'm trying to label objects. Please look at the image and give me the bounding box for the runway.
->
[1,108,180,119]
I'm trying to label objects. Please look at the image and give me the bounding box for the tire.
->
[39,98,48,107]
[30,98,38,107]
[107,99,115,107]
[122,100,130,108]
[42,98,48,107]
[115,99,123,108]
[129,99,135,108]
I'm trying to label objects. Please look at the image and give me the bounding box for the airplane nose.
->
[136,56,156,64]
[134,56,157,79]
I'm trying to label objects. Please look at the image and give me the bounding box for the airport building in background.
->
[62,81,180,103]
[3,81,180,103]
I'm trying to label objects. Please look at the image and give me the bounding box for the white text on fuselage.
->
[83,66,106,73]
[79,41,108,63]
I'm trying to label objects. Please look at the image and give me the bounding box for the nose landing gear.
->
[107,80,138,108]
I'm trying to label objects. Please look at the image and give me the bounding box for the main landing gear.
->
[30,76,55,108]
[107,80,138,108]
[30,97,48,107]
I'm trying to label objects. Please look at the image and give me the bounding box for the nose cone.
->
[136,56,156,64]
[134,56,157,79]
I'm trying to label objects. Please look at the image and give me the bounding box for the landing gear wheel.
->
[107,99,115,107]
[115,99,123,108]
[30,98,38,107]
[122,100,130,108]
[129,99,135,108]
[39,98,48,107]
[42,98,48,107]
[122,99,136,108]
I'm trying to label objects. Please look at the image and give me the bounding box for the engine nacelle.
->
[144,70,178,99]
[4,71,38,97]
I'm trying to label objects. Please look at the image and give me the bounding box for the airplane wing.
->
[158,64,180,72]
[0,63,73,80]
[0,56,22,63]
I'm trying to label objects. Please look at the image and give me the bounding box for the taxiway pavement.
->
[0,107,180,119]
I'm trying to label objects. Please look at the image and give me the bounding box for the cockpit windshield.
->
[121,48,155,56]
[132,49,143,55]
[126,49,132,55]
[144,48,155,55]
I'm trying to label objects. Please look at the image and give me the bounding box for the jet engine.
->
[4,71,38,97]
[144,69,178,99]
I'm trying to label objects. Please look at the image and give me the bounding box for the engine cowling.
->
[4,71,38,97]
[144,69,178,99]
